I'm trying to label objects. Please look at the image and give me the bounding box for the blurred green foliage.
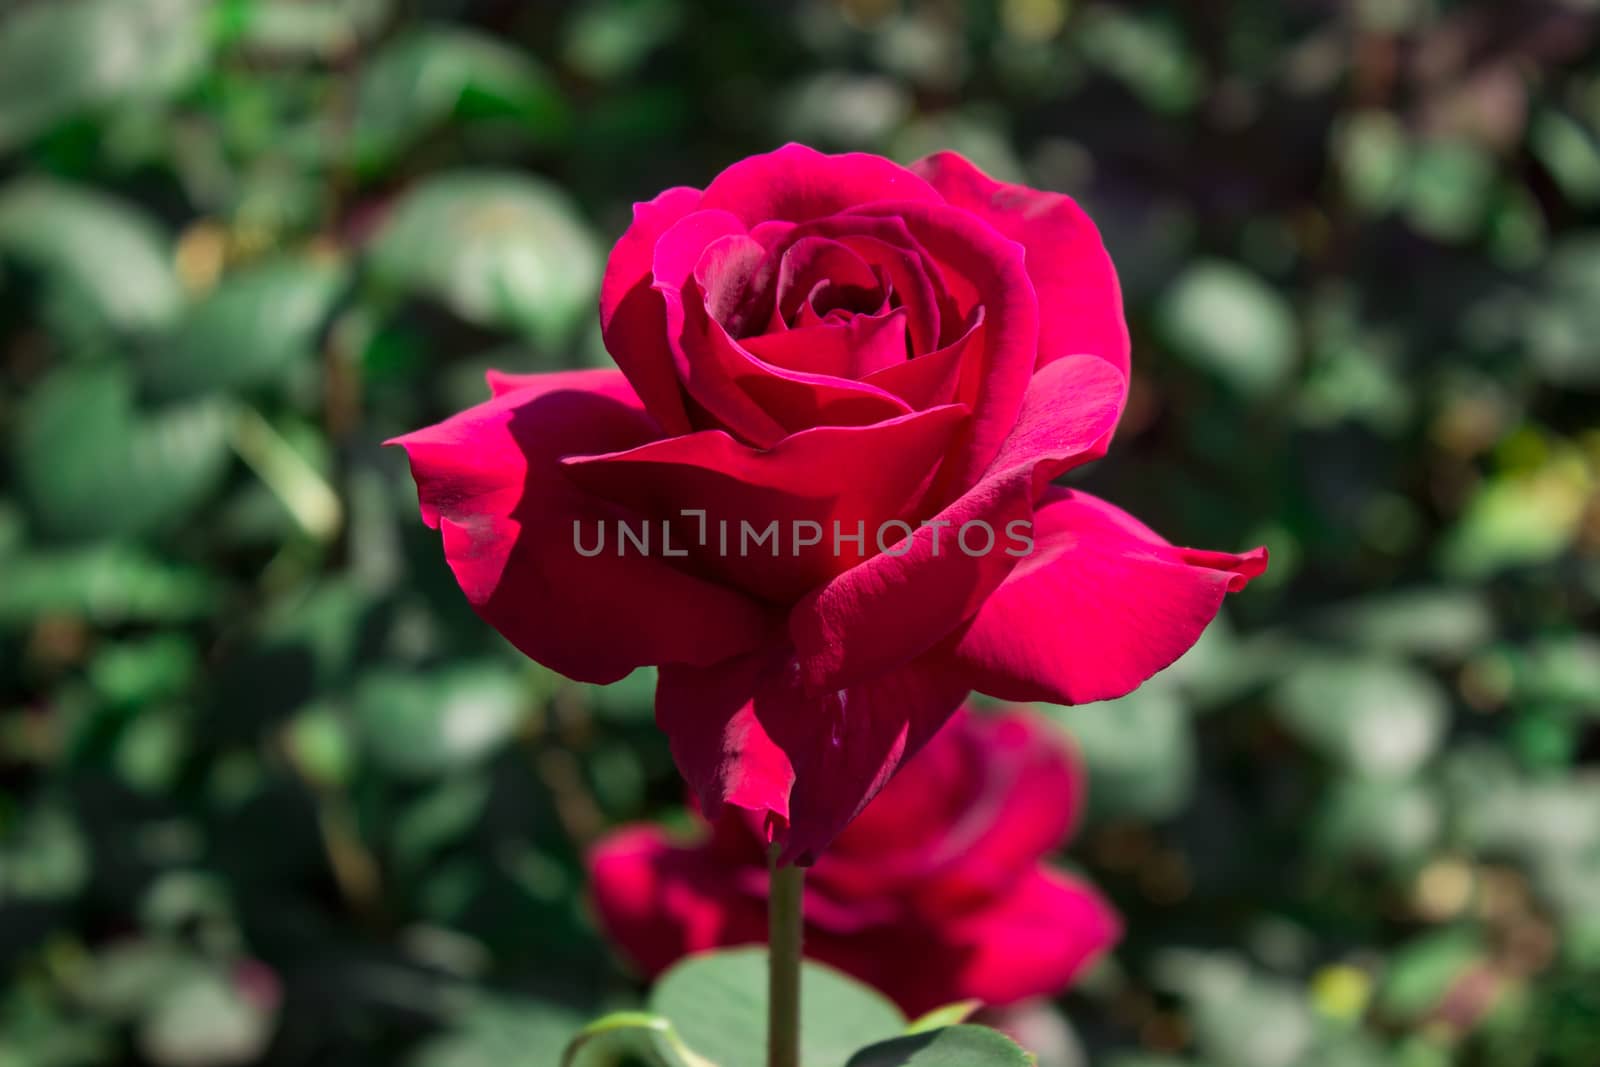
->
[1,0,1597,1064]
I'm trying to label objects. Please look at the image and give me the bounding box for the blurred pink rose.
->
[587,705,1119,1014]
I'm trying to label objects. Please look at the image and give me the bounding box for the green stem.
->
[768,848,804,1067]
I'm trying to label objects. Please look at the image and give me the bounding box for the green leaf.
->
[354,664,528,778]
[0,806,89,902]
[1514,636,1600,711]
[648,948,904,1067]
[560,1012,711,1067]
[223,0,390,56]
[1317,588,1495,658]
[391,776,492,871]
[411,999,588,1067]
[1527,235,1600,387]
[1157,952,1315,1067]
[1274,657,1448,778]
[1454,775,1600,864]
[366,171,601,349]
[585,666,659,724]
[144,257,347,398]
[1377,929,1484,1022]
[14,365,231,540]
[903,1001,982,1035]
[1404,139,1494,243]
[0,179,182,333]
[353,27,568,171]
[1334,111,1409,215]
[75,942,194,1021]
[284,706,356,788]
[1438,450,1592,578]
[845,1025,1034,1067]
[1160,261,1297,396]
[0,0,208,152]
[1045,684,1195,821]
[136,967,275,1067]
[1076,7,1201,114]
[0,545,217,625]
[88,635,198,706]
[1532,111,1600,207]
[563,0,685,81]
[1314,777,1441,870]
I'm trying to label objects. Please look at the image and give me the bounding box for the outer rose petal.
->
[587,826,766,977]
[388,369,773,683]
[944,489,1268,704]
[789,354,1128,693]
[699,142,943,225]
[655,654,795,829]
[657,649,969,865]
[946,868,1121,1010]
[600,187,703,433]
[823,710,1083,911]
[562,403,968,602]
[911,151,1130,379]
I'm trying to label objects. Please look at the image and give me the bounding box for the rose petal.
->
[789,354,1128,693]
[769,215,948,353]
[388,370,773,683]
[587,826,766,978]
[698,231,778,339]
[562,403,968,601]
[775,236,884,325]
[652,215,795,444]
[682,269,915,442]
[947,868,1121,1009]
[743,310,909,379]
[759,651,971,865]
[848,200,1040,497]
[656,654,796,833]
[860,309,980,410]
[599,187,703,433]
[699,142,943,225]
[658,649,971,864]
[944,488,1268,704]
[912,151,1130,379]
[823,708,1082,909]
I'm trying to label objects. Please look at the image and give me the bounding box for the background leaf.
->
[365,171,601,350]
[845,1025,1035,1067]
[648,949,904,1067]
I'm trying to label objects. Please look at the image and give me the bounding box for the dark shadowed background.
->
[1,0,1598,1064]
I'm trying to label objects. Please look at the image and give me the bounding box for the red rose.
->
[392,144,1265,860]
[587,706,1119,1016]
